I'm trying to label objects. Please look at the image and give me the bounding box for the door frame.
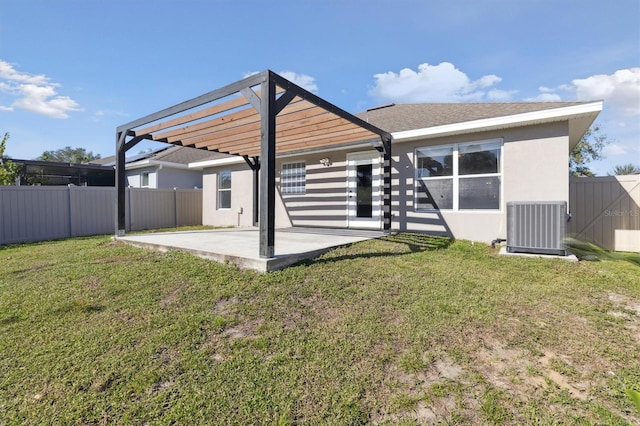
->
[346,151,382,229]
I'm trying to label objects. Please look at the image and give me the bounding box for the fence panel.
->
[0,186,70,244]
[129,189,176,231]
[569,175,640,252]
[70,186,115,237]
[0,186,202,244]
[176,189,203,227]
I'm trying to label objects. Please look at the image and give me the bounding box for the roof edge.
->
[126,159,194,171]
[189,156,246,169]
[391,101,604,142]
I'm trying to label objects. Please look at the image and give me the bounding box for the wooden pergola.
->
[116,70,392,258]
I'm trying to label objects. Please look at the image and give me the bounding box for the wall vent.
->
[507,201,568,256]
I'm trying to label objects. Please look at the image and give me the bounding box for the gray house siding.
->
[126,166,157,188]
[126,166,202,189]
[157,167,203,189]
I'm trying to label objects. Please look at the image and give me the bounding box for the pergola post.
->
[259,74,276,258]
[115,132,127,236]
[115,133,144,237]
[242,155,261,227]
[252,157,260,226]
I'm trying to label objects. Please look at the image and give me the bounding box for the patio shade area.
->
[115,70,392,259]
[118,227,385,272]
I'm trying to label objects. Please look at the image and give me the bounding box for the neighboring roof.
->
[96,145,227,169]
[356,101,603,150]
[144,145,227,164]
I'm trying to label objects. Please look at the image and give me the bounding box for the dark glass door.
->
[356,164,373,218]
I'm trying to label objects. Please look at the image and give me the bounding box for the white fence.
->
[0,186,202,245]
[569,175,640,252]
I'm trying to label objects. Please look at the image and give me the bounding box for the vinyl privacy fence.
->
[0,186,202,245]
[569,175,640,252]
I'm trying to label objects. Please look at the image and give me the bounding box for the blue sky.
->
[1,0,638,175]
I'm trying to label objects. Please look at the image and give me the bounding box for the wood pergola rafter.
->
[116,70,392,259]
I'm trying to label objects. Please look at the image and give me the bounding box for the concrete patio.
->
[117,227,385,272]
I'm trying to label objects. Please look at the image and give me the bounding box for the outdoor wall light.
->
[319,157,331,167]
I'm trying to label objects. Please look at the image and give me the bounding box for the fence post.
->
[68,185,74,238]
[174,187,178,228]
[127,187,132,232]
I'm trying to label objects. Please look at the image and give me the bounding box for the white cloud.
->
[279,71,318,93]
[603,143,631,156]
[531,68,640,116]
[573,68,640,116]
[487,89,519,101]
[369,62,515,103]
[0,60,82,119]
[525,92,563,102]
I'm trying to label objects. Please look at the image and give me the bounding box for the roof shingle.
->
[355,102,590,133]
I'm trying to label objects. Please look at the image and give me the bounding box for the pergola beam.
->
[117,72,267,134]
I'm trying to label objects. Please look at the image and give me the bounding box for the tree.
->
[570,124,610,177]
[37,146,101,164]
[609,163,640,176]
[0,132,21,185]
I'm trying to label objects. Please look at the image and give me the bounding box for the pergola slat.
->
[198,120,374,155]
[135,94,252,136]
[188,113,343,151]
[181,105,334,149]
[156,97,313,144]
[237,128,377,157]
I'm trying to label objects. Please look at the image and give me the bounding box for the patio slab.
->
[117,227,384,272]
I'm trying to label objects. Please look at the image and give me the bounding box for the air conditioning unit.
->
[507,201,568,256]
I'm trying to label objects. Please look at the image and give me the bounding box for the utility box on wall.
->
[507,201,568,256]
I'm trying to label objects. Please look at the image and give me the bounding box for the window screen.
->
[281,162,306,194]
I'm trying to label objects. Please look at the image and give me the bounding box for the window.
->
[416,146,453,210]
[141,171,149,187]
[217,170,231,209]
[416,140,502,211]
[281,162,306,194]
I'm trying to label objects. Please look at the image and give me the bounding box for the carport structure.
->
[116,70,392,258]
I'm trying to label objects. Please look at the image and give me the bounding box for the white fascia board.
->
[392,101,604,143]
[126,160,192,171]
[189,156,246,169]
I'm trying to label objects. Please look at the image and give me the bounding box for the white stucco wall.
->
[200,121,571,243]
[203,164,254,227]
[391,121,570,242]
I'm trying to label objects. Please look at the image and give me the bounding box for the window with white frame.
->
[415,140,502,211]
[141,171,150,187]
[281,162,306,194]
[217,170,231,209]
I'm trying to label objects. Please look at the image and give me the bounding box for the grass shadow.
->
[305,233,454,266]
[379,232,454,252]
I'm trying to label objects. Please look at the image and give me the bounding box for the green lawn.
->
[1,234,639,425]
